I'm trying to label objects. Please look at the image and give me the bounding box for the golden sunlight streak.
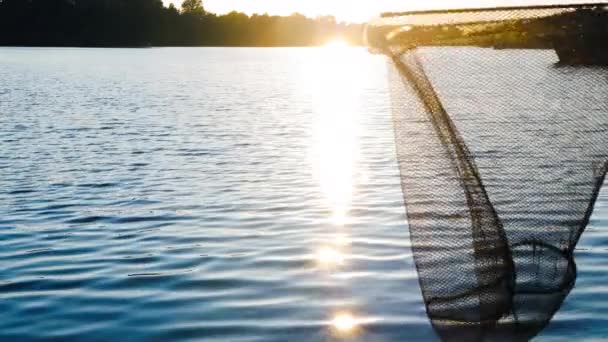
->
[309,45,363,227]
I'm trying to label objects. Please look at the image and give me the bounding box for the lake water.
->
[0,47,606,341]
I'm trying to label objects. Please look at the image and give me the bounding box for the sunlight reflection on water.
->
[332,312,359,334]
[310,44,366,227]
[308,44,379,338]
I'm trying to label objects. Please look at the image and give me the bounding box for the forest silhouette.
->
[0,0,364,47]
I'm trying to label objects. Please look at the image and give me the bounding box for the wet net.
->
[367,3,608,341]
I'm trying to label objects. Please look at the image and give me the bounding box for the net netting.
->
[367,3,608,341]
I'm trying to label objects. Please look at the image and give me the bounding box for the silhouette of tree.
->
[181,0,205,15]
[0,0,364,47]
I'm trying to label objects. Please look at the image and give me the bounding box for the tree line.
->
[0,0,364,47]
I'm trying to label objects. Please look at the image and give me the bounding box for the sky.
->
[163,0,407,22]
[162,1,606,22]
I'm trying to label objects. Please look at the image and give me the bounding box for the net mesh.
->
[369,3,608,341]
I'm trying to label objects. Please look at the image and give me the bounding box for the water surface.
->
[0,47,606,341]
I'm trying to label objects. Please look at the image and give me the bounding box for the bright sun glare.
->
[317,247,345,266]
[324,40,349,48]
[309,41,364,227]
[303,34,375,338]
[332,312,359,333]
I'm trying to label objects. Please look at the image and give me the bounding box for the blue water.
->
[0,47,606,341]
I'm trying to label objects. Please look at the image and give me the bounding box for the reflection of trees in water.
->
[389,46,607,341]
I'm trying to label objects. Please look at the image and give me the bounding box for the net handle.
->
[381,2,608,18]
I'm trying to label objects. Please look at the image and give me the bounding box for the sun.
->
[324,39,349,48]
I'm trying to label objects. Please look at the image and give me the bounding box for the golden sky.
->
[162,1,605,22]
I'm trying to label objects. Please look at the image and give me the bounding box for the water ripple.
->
[0,47,605,341]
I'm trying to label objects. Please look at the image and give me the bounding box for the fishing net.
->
[367,3,608,341]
